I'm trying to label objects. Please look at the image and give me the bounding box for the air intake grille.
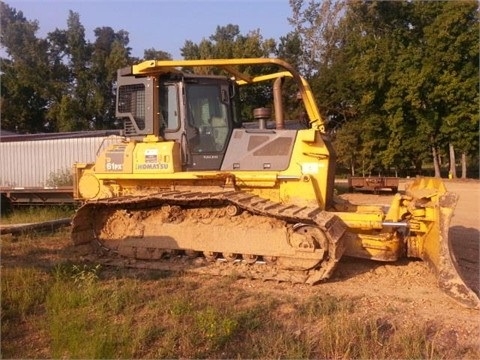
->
[117,84,146,134]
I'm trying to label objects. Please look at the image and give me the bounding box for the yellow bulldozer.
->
[71,58,479,309]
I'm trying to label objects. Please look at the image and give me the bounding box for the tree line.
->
[1,0,478,178]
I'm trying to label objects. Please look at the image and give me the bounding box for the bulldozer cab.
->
[115,58,329,173]
[116,70,240,171]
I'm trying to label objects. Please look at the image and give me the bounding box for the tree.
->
[60,10,91,131]
[287,0,360,134]
[298,0,479,177]
[274,31,308,122]
[421,1,479,178]
[320,1,407,174]
[143,48,172,60]
[288,0,346,77]
[180,25,277,121]
[91,27,131,129]
[0,1,50,132]
[333,120,361,175]
[1,3,134,133]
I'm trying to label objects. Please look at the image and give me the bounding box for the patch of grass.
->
[240,318,315,359]
[52,262,101,285]
[1,205,75,224]
[1,267,51,357]
[298,294,355,317]
[3,267,478,359]
[46,266,137,359]
[1,267,50,321]
[194,306,239,352]
[168,296,194,316]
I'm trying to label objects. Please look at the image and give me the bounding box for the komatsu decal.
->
[136,163,169,170]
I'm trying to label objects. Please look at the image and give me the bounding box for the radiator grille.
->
[117,84,146,135]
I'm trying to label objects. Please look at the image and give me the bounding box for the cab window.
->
[159,82,180,132]
[186,84,230,152]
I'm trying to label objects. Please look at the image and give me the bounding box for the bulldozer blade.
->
[407,179,480,309]
[436,192,479,309]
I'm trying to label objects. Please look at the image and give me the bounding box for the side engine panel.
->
[221,129,297,171]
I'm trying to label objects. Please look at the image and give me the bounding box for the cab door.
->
[160,76,234,171]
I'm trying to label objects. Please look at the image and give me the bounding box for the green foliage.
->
[1,267,51,357]
[45,167,73,187]
[180,24,280,121]
[143,47,172,61]
[194,307,239,351]
[295,0,480,177]
[181,24,277,62]
[52,262,101,286]
[298,294,354,317]
[0,1,131,133]
[0,2,50,133]
[46,272,134,359]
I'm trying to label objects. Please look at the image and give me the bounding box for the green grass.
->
[2,258,477,359]
[0,205,75,224]
[1,209,478,359]
[46,269,136,359]
[1,267,50,321]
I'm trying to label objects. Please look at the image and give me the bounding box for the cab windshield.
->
[186,84,229,153]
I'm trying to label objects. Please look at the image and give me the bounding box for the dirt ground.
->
[2,179,479,355]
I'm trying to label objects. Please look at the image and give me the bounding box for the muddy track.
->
[71,190,347,285]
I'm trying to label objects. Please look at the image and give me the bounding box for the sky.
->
[5,0,294,59]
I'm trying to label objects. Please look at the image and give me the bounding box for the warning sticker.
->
[145,149,158,163]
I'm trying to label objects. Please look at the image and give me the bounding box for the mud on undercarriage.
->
[72,190,347,285]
